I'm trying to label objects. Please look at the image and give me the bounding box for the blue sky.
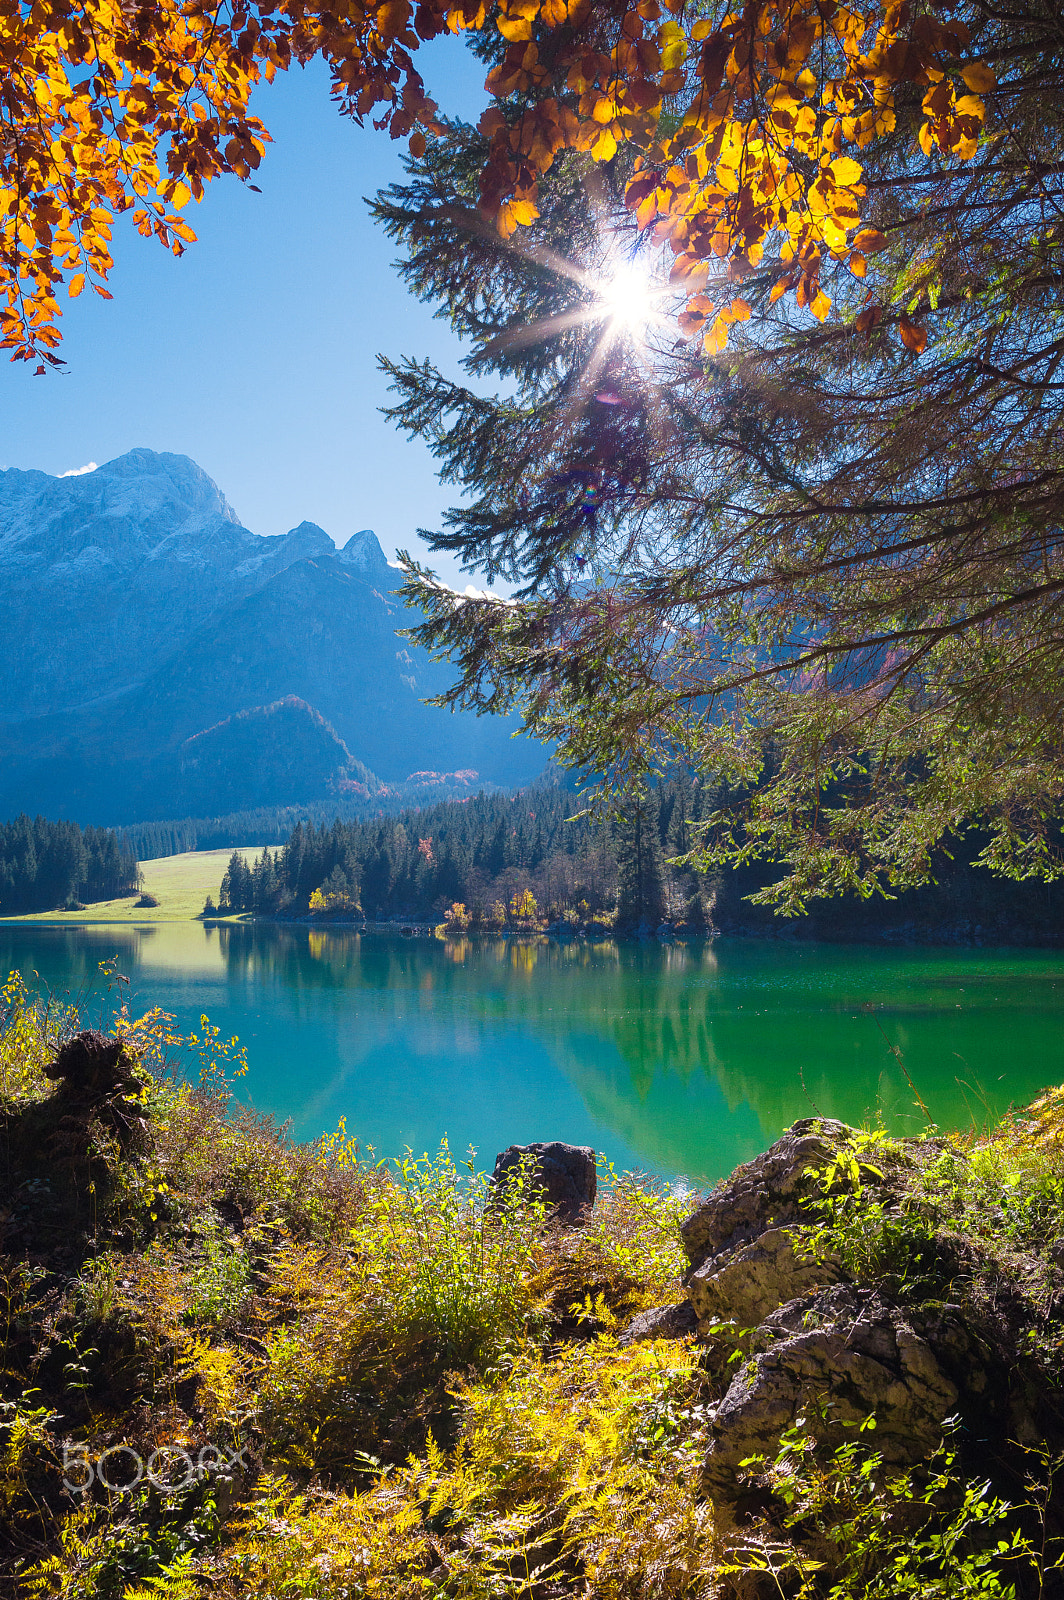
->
[0,43,489,583]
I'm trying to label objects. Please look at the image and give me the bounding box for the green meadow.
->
[0,848,258,924]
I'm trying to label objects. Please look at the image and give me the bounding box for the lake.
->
[2,921,1062,1184]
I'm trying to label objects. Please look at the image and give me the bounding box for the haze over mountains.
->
[0,450,545,824]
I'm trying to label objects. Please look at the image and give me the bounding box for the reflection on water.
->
[1,921,1063,1182]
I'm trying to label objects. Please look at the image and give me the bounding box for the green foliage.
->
[727,1418,1063,1599]
[0,970,78,1103]
[23,1481,222,1600]
[183,1221,251,1327]
[361,1143,548,1365]
[797,1135,948,1302]
[375,48,1064,910]
[210,781,710,930]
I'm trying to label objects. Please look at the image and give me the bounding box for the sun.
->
[596,262,656,335]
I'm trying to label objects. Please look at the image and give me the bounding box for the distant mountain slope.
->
[0,451,545,822]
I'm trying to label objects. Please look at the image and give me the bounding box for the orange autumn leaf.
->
[677,294,715,336]
[852,229,889,254]
[497,197,540,236]
[898,313,928,353]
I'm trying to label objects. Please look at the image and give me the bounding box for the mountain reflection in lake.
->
[2,921,1063,1183]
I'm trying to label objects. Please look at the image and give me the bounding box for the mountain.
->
[0,451,545,823]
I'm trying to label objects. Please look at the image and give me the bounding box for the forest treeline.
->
[0,815,140,916]
[117,780,515,864]
[215,781,712,932]
[212,782,1064,946]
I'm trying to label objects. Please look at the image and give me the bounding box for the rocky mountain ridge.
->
[0,451,545,823]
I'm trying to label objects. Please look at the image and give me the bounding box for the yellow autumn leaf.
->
[68,272,85,298]
[960,61,996,94]
[590,129,618,161]
[830,156,863,187]
[703,313,729,354]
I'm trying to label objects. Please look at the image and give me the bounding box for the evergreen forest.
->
[0,815,140,915]
[213,781,1064,946]
[215,781,712,932]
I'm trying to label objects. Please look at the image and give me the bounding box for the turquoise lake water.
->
[2,921,1063,1184]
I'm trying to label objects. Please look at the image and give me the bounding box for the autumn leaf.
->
[960,61,996,94]
[497,197,539,236]
[702,312,730,355]
[853,229,889,254]
[830,156,864,186]
[898,313,927,353]
[677,294,714,336]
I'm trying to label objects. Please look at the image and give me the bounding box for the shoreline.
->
[4,907,1064,951]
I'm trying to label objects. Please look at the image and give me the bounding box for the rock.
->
[688,1226,843,1332]
[618,1301,698,1346]
[704,1285,958,1495]
[681,1119,853,1273]
[491,1141,597,1222]
[1049,1237,1064,1269]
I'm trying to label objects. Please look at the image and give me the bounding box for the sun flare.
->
[596,263,655,334]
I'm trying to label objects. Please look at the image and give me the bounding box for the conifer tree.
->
[376,21,1064,911]
[615,797,667,928]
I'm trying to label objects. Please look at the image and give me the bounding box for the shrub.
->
[0,971,77,1103]
[257,1144,550,1474]
[725,1417,1060,1599]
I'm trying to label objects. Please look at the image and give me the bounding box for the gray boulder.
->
[681,1119,852,1271]
[688,1225,843,1332]
[618,1301,698,1346]
[705,1285,958,1493]
[491,1141,597,1222]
